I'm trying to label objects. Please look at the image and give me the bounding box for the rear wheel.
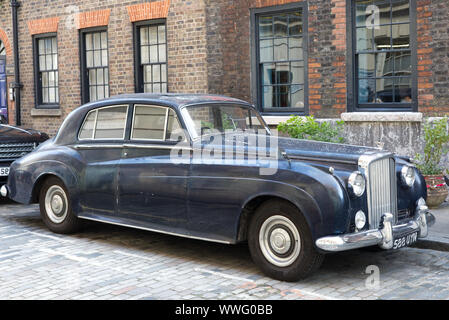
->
[248,200,324,282]
[39,177,80,234]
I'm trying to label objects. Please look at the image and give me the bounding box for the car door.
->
[117,104,190,234]
[75,104,129,217]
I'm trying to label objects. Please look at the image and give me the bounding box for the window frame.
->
[346,0,418,112]
[250,2,309,115]
[33,33,60,109]
[133,19,168,94]
[79,27,110,104]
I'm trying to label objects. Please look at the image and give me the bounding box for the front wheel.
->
[248,200,324,282]
[39,177,81,234]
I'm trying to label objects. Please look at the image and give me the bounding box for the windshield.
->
[182,104,270,139]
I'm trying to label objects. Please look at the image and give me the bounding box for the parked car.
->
[0,123,49,186]
[0,94,435,281]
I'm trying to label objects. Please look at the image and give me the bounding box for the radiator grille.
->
[0,143,36,160]
[366,156,398,229]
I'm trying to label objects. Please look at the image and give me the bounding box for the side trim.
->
[72,143,193,151]
[78,215,232,245]
[286,155,358,165]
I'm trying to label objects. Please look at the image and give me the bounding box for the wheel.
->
[248,200,324,282]
[39,177,80,234]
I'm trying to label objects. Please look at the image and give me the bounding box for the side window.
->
[79,105,128,140]
[131,105,183,141]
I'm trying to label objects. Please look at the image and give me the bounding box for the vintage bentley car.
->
[0,94,435,281]
[0,123,49,185]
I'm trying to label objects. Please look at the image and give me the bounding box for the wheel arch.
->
[236,190,323,243]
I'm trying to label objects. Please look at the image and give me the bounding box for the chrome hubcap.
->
[259,215,301,267]
[45,185,68,224]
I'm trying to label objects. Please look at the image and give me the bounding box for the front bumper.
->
[316,204,435,252]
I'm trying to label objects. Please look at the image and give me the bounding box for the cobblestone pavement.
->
[0,200,448,300]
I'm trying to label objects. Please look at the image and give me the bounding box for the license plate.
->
[393,232,418,250]
[0,167,9,177]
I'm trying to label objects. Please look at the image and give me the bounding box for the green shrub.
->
[277,115,345,143]
[414,116,449,175]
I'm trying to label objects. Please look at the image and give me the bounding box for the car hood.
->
[0,124,49,144]
[277,136,383,165]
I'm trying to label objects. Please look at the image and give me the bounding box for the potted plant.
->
[414,117,449,208]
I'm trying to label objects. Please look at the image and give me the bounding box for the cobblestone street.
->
[0,200,448,300]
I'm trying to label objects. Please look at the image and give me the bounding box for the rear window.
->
[78,105,128,140]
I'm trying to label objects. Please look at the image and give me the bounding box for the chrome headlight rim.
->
[401,165,416,187]
[348,171,366,197]
[354,210,367,231]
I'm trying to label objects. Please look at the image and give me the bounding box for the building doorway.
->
[0,40,7,123]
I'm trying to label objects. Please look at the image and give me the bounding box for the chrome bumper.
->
[316,204,435,252]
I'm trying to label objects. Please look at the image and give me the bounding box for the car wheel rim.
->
[45,185,68,224]
[259,215,301,267]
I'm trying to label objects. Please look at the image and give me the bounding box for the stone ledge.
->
[262,116,293,126]
[31,108,62,117]
[341,112,423,122]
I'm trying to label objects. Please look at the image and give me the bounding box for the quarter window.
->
[34,35,59,107]
[79,105,128,140]
[135,22,168,93]
[131,105,182,141]
[353,0,416,110]
[81,30,110,103]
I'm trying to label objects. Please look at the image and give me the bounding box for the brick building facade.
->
[0,0,448,146]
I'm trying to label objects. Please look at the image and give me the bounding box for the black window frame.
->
[251,2,309,116]
[347,0,418,112]
[32,33,60,109]
[133,19,168,94]
[79,27,110,104]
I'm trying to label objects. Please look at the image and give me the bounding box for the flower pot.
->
[424,175,449,209]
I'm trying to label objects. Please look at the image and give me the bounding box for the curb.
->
[412,232,449,252]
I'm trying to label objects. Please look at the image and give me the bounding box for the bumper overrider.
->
[316,199,436,252]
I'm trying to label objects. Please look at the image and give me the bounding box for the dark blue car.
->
[0,94,435,281]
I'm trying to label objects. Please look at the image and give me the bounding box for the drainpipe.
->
[10,0,21,126]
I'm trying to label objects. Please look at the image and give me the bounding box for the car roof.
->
[79,93,254,111]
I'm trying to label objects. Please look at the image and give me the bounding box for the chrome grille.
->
[0,143,36,160]
[366,156,398,229]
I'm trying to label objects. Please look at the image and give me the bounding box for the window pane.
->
[355,0,373,27]
[42,72,48,87]
[144,65,151,84]
[288,13,302,36]
[392,23,409,49]
[49,87,56,103]
[158,44,166,63]
[259,16,273,38]
[276,63,290,84]
[356,27,373,51]
[46,55,52,71]
[79,110,97,139]
[49,71,55,87]
[158,25,166,43]
[101,49,108,67]
[150,45,158,63]
[45,38,52,54]
[376,77,394,102]
[95,106,128,139]
[53,54,58,70]
[376,1,391,25]
[289,37,303,60]
[274,38,288,61]
[166,109,183,141]
[161,64,167,82]
[153,83,161,93]
[374,24,391,50]
[278,85,290,108]
[376,52,394,77]
[140,27,149,45]
[94,50,101,67]
[291,61,304,84]
[149,26,158,45]
[97,68,104,85]
[89,69,97,85]
[392,0,410,23]
[90,86,97,101]
[101,32,107,49]
[358,78,376,103]
[52,38,57,54]
[141,46,149,64]
[358,53,375,78]
[153,65,161,82]
[97,86,104,100]
[86,51,93,68]
[161,83,167,93]
[394,77,412,102]
[259,39,273,62]
[132,106,167,140]
[39,55,46,71]
[274,14,288,37]
[261,63,275,85]
[291,85,304,109]
[39,39,45,54]
[393,51,411,76]
[262,86,274,108]
[86,33,92,50]
[94,33,101,50]
[42,87,48,104]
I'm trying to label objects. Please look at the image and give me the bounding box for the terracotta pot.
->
[424,175,449,209]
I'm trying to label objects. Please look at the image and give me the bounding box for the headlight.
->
[348,171,366,197]
[355,210,366,230]
[401,165,416,187]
